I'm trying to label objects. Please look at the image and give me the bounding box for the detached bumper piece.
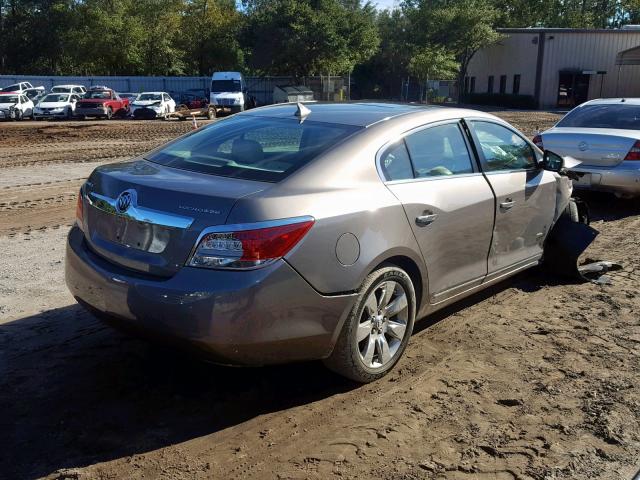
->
[544,198,600,281]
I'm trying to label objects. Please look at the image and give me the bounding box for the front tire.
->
[324,266,416,383]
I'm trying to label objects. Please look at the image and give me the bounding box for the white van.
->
[210,71,247,113]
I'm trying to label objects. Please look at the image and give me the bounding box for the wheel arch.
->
[370,254,427,314]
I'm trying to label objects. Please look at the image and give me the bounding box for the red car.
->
[75,87,130,119]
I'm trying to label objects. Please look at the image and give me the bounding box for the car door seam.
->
[462,118,497,282]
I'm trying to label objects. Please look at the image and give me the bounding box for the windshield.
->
[0,95,19,103]
[42,94,70,103]
[51,87,71,93]
[557,104,640,130]
[137,93,162,101]
[0,84,20,92]
[84,90,111,99]
[147,116,360,182]
[211,79,241,93]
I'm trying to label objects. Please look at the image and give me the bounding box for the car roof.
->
[244,102,448,127]
[53,84,84,88]
[578,98,640,106]
[138,91,167,95]
[242,102,498,127]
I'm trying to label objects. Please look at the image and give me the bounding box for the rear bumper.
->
[570,161,640,196]
[65,226,356,365]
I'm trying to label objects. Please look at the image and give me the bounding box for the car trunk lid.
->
[542,128,640,167]
[82,159,268,277]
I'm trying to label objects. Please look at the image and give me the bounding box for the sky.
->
[373,0,398,10]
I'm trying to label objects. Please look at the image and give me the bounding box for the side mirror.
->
[542,150,564,172]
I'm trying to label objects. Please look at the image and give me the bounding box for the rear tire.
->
[323,265,416,383]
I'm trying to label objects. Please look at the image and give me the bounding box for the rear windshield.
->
[557,104,640,130]
[51,87,71,93]
[84,90,112,99]
[0,95,19,103]
[146,116,360,182]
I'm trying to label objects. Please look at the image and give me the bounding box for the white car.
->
[130,92,176,119]
[51,84,87,95]
[33,93,82,120]
[0,93,34,120]
[535,98,640,198]
[0,81,45,95]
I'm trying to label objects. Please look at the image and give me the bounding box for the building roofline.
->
[497,27,640,34]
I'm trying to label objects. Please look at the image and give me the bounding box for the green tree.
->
[405,0,503,102]
[353,8,411,99]
[243,0,379,77]
[408,45,458,102]
[178,0,243,76]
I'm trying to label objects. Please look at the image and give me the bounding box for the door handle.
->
[415,214,438,227]
[500,199,515,211]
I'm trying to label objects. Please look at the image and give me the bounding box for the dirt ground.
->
[0,114,639,480]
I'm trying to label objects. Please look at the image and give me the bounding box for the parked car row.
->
[0,82,188,121]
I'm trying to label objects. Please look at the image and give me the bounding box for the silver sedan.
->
[66,103,572,382]
[535,98,640,198]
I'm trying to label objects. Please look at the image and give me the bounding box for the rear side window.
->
[405,123,474,177]
[557,104,640,130]
[147,116,360,182]
[380,141,413,181]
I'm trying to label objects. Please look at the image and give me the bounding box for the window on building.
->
[513,74,521,95]
[470,77,476,93]
[499,75,507,94]
[464,76,469,94]
[488,76,494,94]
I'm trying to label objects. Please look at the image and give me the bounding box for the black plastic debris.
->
[544,210,599,281]
[578,260,623,285]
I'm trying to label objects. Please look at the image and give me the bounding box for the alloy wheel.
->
[357,280,409,369]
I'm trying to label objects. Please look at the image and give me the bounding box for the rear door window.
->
[147,116,360,182]
[404,123,474,177]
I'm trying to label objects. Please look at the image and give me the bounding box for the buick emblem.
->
[115,190,135,213]
[578,141,589,152]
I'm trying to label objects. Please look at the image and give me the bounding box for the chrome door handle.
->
[500,199,515,210]
[415,214,438,227]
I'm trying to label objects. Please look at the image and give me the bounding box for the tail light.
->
[188,217,314,270]
[532,134,544,149]
[75,188,84,230]
[624,140,640,161]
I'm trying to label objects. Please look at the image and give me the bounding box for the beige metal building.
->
[466,27,640,109]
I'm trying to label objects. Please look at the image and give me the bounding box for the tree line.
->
[0,0,638,98]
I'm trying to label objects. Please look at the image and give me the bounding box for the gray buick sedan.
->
[66,103,572,382]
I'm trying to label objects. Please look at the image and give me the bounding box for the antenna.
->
[295,102,311,122]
